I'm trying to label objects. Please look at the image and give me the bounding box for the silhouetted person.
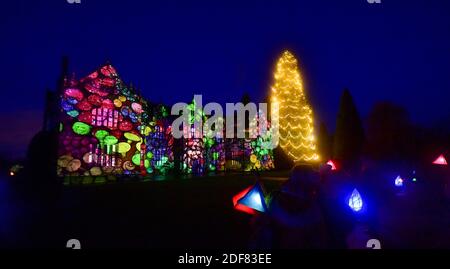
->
[317,166,356,249]
[21,129,64,248]
[267,165,328,249]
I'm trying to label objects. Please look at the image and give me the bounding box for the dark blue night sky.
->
[1,0,450,159]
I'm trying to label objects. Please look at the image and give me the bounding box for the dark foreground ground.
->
[0,172,287,248]
[1,171,449,249]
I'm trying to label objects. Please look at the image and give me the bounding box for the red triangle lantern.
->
[326,160,338,171]
[432,154,448,166]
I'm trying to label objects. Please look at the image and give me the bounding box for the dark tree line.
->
[333,89,365,168]
[317,88,450,170]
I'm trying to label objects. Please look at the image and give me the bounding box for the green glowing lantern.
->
[205,137,214,147]
[117,142,131,155]
[144,159,150,168]
[67,110,79,118]
[143,126,152,136]
[72,122,91,135]
[146,152,153,159]
[95,130,109,140]
[124,132,141,142]
[209,164,216,171]
[261,141,272,149]
[161,106,168,117]
[104,135,118,146]
[132,154,141,166]
[90,167,102,176]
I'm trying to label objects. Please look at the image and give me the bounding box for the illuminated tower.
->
[270,50,319,163]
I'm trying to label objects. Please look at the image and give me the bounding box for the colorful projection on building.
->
[204,120,226,172]
[58,64,171,177]
[58,64,275,178]
[146,117,174,175]
[247,110,275,171]
[180,99,206,175]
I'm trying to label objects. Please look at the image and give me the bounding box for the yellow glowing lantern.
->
[124,132,141,142]
[114,99,122,107]
[143,126,152,136]
[66,159,82,172]
[117,142,131,156]
[90,167,102,176]
[58,155,73,168]
[255,160,262,169]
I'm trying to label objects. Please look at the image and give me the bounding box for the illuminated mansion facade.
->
[57,64,274,178]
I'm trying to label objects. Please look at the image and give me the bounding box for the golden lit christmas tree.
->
[270,50,319,163]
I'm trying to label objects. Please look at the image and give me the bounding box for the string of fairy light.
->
[270,50,319,163]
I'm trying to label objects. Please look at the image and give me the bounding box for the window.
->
[91,108,119,128]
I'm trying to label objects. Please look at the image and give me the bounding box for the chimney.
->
[57,56,69,95]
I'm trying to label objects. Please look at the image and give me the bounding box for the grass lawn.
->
[56,172,288,248]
